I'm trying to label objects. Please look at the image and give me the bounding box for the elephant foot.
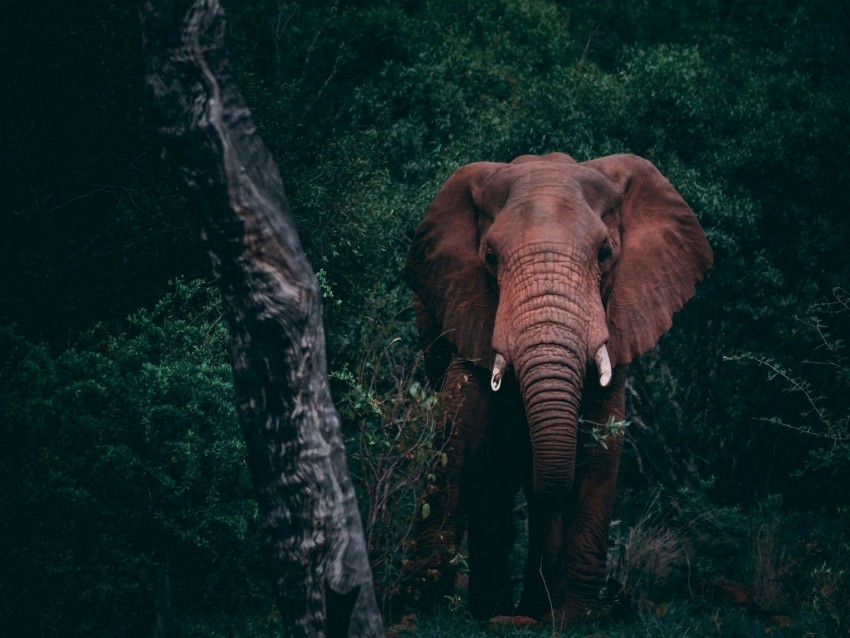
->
[546,575,626,625]
[513,598,547,621]
[468,596,515,622]
[515,591,608,626]
[487,615,541,631]
[514,584,551,620]
[544,601,608,626]
[468,579,515,621]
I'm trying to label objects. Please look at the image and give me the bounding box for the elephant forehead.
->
[478,162,616,214]
[490,210,604,253]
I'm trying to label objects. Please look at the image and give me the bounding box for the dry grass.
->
[609,493,687,597]
[751,517,789,611]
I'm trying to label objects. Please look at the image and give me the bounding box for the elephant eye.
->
[597,240,613,264]
[484,248,498,268]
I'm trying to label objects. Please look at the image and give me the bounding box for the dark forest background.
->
[2,0,849,635]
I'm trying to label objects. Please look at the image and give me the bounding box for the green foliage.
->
[604,489,850,636]
[583,416,630,450]
[387,489,850,635]
[6,0,850,633]
[331,308,444,614]
[0,281,270,636]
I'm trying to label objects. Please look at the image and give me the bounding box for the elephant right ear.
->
[585,154,713,366]
[404,162,504,368]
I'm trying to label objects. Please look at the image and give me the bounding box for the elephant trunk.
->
[509,295,588,499]
[493,244,597,498]
[516,341,584,497]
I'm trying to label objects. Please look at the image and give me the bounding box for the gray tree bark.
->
[140,1,383,635]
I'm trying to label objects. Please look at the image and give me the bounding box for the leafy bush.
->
[0,281,272,637]
[328,296,445,615]
[607,488,850,635]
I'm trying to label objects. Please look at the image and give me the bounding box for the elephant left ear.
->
[584,154,713,366]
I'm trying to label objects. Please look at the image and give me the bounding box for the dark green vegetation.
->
[2,0,849,635]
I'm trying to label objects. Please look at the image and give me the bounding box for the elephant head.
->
[405,153,712,497]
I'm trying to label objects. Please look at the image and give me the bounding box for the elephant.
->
[402,152,712,623]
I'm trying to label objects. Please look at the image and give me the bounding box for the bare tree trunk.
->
[140,1,383,636]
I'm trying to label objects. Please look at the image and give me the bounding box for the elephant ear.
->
[584,154,713,366]
[404,162,504,368]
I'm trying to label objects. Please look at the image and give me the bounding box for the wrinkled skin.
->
[403,153,712,623]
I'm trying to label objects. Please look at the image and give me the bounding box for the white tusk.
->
[595,344,612,388]
[491,353,507,392]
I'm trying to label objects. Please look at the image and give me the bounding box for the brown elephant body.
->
[403,153,712,623]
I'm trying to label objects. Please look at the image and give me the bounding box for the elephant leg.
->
[553,365,628,622]
[466,472,518,618]
[516,494,564,619]
[517,366,627,622]
[464,368,524,619]
[407,355,487,609]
